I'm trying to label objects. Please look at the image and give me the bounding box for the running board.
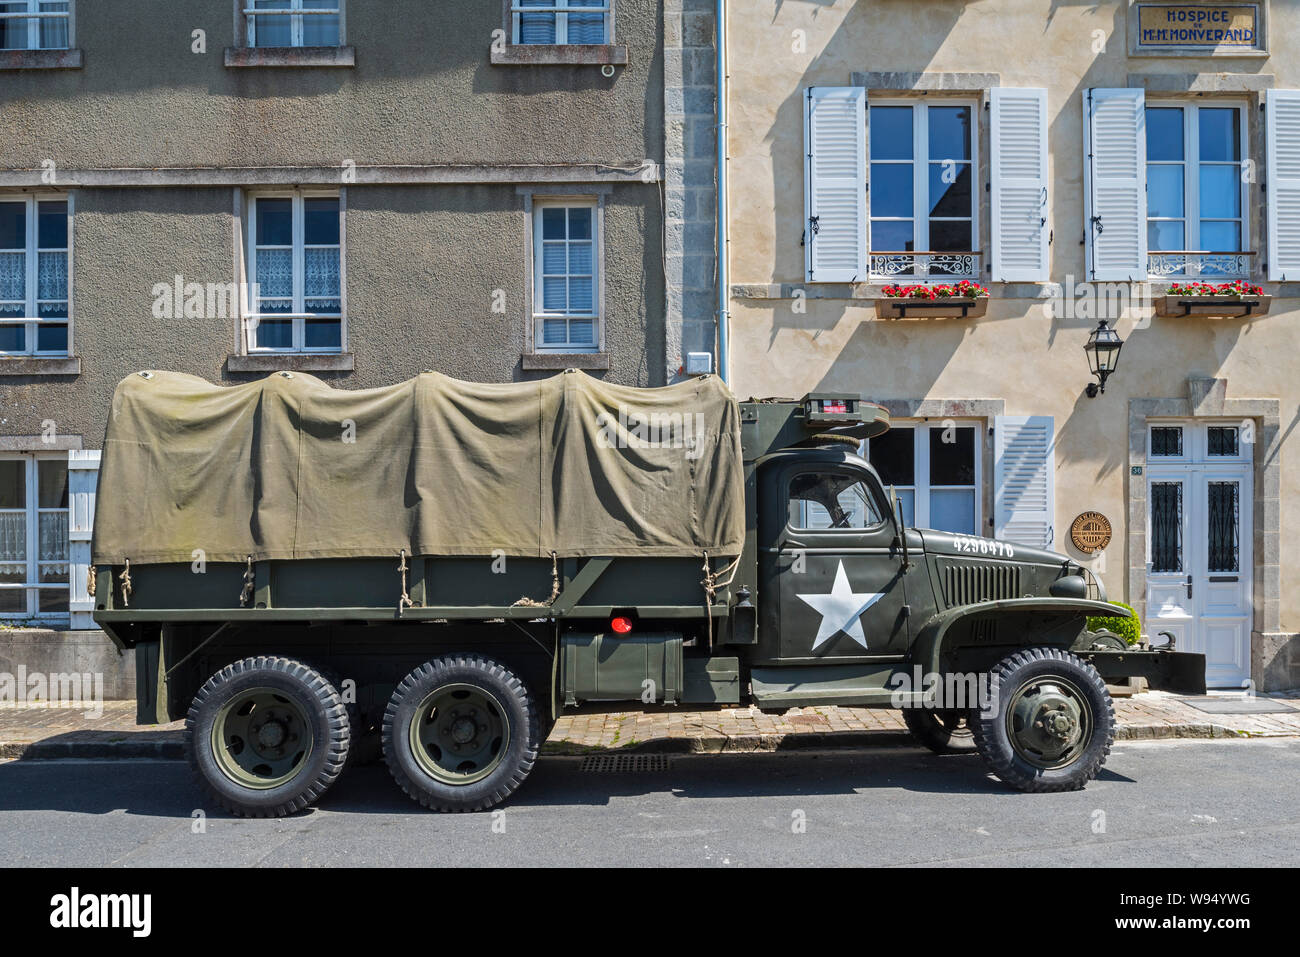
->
[750,664,906,709]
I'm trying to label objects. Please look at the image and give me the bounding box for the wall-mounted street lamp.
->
[1084,319,1124,397]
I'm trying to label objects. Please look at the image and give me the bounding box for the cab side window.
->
[788,471,882,530]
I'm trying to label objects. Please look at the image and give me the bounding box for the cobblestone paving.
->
[2,690,1297,757]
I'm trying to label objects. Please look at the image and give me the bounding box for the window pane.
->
[568,207,592,240]
[1199,109,1240,163]
[541,207,566,240]
[304,317,341,349]
[38,511,66,560]
[38,588,67,613]
[869,428,914,487]
[1207,481,1239,572]
[1199,165,1241,220]
[256,198,293,246]
[0,251,24,303]
[37,201,66,248]
[253,0,292,47]
[1208,426,1239,456]
[38,250,66,302]
[37,460,67,509]
[542,275,566,312]
[303,197,339,245]
[254,319,293,349]
[541,316,567,345]
[929,163,972,218]
[1148,220,1184,253]
[929,427,975,486]
[927,106,971,161]
[930,489,976,535]
[0,202,24,250]
[0,324,24,352]
[1146,165,1184,218]
[0,461,24,508]
[869,164,913,217]
[568,276,593,313]
[788,472,881,530]
[568,0,606,44]
[519,0,556,45]
[256,247,293,299]
[1150,426,1183,456]
[568,317,596,346]
[1150,482,1183,573]
[36,322,67,352]
[1146,108,1185,161]
[929,219,971,253]
[0,590,24,612]
[0,2,27,50]
[542,242,566,275]
[1200,221,1241,255]
[39,1,70,50]
[0,514,26,570]
[870,106,913,161]
[302,0,340,46]
[871,219,914,254]
[304,246,340,299]
[568,241,593,274]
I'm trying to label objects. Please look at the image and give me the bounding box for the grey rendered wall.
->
[0,182,665,443]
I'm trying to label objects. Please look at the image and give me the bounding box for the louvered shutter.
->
[1266,89,1300,281]
[993,416,1056,549]
[1084,88,1147,282]
[67,449,101,630]
[991,88,1050,282]
[804,86,867,283]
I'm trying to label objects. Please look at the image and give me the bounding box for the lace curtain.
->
[0,512,25,581]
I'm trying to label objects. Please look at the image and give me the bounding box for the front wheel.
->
[382,654,541,812]
[972,647,1114,792]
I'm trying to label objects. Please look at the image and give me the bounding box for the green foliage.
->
[1086,601,1141,645]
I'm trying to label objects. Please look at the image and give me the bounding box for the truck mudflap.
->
[1077,649,1207,696]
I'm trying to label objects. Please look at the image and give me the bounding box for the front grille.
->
[941,562,1021,606]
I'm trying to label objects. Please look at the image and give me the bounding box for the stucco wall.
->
[2,0,664,170]
[724,0,1300,642]
[0,181,665,442]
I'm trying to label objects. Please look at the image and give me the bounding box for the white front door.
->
[1145,422,1253,688]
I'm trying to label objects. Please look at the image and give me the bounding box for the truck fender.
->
[911,597,1134,678]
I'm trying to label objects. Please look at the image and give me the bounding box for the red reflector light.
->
[610,616,634,634]
[822,401,848,413]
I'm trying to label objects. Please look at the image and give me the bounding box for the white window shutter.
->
[1266,89,1300,281]
[991,88,1050,282]
[993,416,1056,549]
[1084,88,1147,282]
[804,86,867,283]
[68,450,101,630]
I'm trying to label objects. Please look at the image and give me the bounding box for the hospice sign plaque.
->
[1135,3,1264,54]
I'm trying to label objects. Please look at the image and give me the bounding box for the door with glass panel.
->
[0,455,69,620]
[1145,423,1252,688]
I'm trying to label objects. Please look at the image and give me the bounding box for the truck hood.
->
[917,529,1069,567]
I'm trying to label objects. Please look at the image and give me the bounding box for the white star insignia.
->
[796,560,884,651]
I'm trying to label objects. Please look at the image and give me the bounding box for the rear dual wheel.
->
[185,656,351,817]
[382,654,542,812]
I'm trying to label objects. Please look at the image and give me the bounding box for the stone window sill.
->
[491,44,627,66]
[227,352,354,373]
[0,356,81,375]
[0,49,82,70]
[224,46,356,68]
[521,351,609,371]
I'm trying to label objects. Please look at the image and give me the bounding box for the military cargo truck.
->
[92,369,1204,816]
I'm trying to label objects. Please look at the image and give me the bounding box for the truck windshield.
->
[788,471,882,530]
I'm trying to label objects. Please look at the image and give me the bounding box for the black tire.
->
[903,706,977,753]
[185,656,351,817]
[972,647,1114,793]
[383,654,541,812]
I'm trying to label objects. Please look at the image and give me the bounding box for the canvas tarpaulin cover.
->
[92,369,745,566]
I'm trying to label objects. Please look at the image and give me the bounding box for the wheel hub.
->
[211,689,314,790]
[1006,678,1091,768]
[411,684,509,785]
[255,717,288,750]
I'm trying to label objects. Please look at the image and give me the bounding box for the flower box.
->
[876,281,990,319]
[1155,281,1271,319]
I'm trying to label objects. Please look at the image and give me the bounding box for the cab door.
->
[757,458,913,663]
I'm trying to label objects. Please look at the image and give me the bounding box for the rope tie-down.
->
[512,550,560,608]
[700,551,740,649]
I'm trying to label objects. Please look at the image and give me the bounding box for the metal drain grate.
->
[578,754,673,773]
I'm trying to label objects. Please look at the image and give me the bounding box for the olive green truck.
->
[92,369,1205,816]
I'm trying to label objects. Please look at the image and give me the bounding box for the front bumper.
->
[1077,649,1207,695]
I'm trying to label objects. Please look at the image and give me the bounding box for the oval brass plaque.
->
[1070,511,1112,553]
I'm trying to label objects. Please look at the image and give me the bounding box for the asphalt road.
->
[1,739,1297,867]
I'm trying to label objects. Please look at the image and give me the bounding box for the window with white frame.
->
[0,195,69,356]
[1146,103,1250,278]
[869,101,978,280]
[245,193,342,353]
[0,0,70,50]
[532,200,599,352]
[246,0,340,48]
[0,454,68,619]
[513,0,609,45]
[867,421,981,535]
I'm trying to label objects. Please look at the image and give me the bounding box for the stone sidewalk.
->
[2,690,1297,759]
